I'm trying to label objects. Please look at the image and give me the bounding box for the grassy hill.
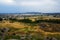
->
[0,19,60,40]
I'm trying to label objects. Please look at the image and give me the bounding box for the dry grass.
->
[0,21,26,28]
[0,20,60,36]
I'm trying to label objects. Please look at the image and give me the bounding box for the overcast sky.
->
[0,0,60,13]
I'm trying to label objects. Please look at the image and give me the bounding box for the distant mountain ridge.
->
[0,12,60,15]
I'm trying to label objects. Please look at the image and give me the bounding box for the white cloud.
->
[19,0,57,6]
[0,0,15,5]
[20,1,43,6]
[0,0,59,13]
[0,0,58,6]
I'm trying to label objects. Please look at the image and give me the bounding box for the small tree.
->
[0,17,3,21]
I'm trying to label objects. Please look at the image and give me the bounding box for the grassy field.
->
[0,18,60,40]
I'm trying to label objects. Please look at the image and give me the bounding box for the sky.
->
[0,0,60,13]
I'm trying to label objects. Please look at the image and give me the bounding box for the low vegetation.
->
[0,17,60,40]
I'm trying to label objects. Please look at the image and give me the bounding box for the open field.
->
[0,13,60,40]
[0,19,60,40]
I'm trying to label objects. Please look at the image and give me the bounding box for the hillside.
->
[0,13,60,40]
[0,20,60,33]
[0,20,60,40]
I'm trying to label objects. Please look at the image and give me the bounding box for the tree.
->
[0,17,3,21]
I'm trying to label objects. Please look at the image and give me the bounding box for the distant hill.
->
[0,12,60,15]
[0,12,60,18]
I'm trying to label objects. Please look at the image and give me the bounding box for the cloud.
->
[20,1,42,6]
[0,0,58,6]
[0,0,60,13]
[19,0,57,6]
[0,0,15,5]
